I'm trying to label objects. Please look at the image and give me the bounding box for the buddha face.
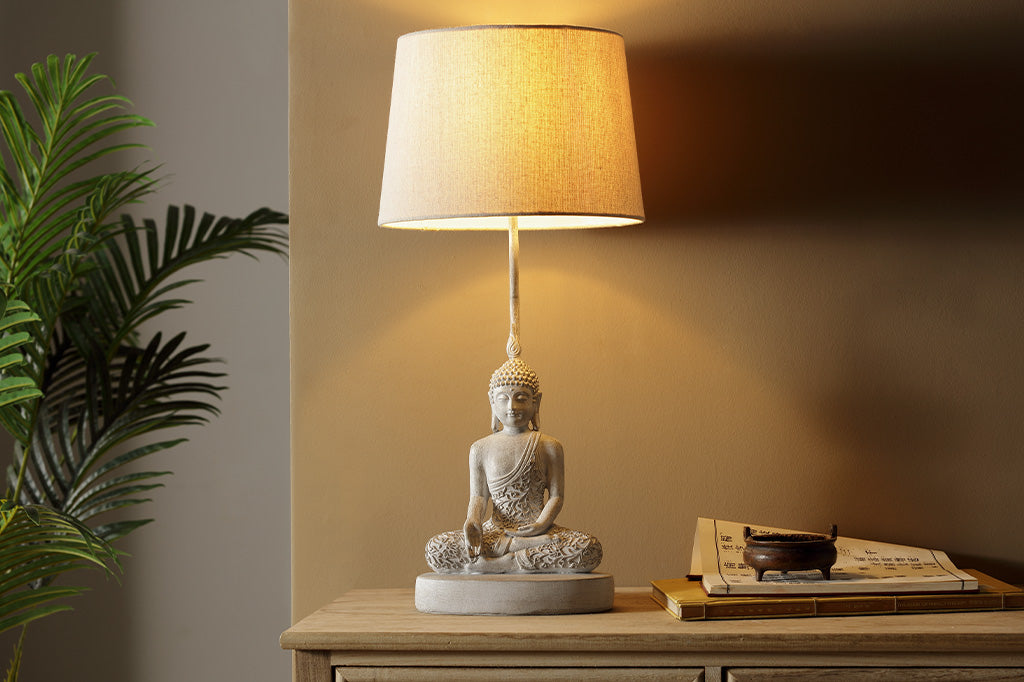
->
[489,384,540,432]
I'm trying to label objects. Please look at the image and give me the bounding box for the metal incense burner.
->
[743,525,838,581]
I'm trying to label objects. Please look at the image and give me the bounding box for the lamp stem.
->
[506,216,521,360]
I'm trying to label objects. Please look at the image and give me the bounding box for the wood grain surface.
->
[283,587,1024,654]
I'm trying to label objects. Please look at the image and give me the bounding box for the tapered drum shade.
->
[378,25,644,230]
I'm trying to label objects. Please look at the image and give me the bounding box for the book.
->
[652,569,1024,621]
[692,517,979,596]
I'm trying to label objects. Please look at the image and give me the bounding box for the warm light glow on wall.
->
[353,0,671,27]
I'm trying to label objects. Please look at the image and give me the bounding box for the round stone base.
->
[414,572,614,615]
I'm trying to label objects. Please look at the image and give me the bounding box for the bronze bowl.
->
[743,525,838,581]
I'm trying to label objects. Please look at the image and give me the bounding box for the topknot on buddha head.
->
[488,358,540,394]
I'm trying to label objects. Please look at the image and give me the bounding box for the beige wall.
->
[290,1,1024,622]
[1,1,289,680]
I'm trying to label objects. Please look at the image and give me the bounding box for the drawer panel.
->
[727,669,1024,681]
[337,668,704,681]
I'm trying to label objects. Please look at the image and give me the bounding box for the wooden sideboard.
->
[281,587,1024,681]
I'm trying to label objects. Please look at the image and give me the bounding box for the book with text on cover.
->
[652,569,1024,621]
[693,518,979,596]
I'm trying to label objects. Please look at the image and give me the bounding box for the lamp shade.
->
[379,25,644,230]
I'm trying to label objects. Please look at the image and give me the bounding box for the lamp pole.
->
[506,216,521,360]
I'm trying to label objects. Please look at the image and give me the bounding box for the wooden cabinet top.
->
[281,587,1024,656]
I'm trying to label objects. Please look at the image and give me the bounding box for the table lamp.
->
[379,24,644,615]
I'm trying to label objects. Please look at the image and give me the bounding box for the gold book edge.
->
[650,569,1024,621]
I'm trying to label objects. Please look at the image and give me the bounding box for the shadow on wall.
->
[623,28,1024,582]
[0,3,122,89]
[628,37,1024,227]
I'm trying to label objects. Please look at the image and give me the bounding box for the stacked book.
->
[652,518,1024,621]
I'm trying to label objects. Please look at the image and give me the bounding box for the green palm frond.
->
[8,203,286,540]
[10,204,285,541]
[10,331,225,541]
[4,627,24,682]
[1,53,157,448]
[0,501,118,636]
[0,295,42,441]
[0,53,155,288]
[1,52,288,677]
[70,204,287,359]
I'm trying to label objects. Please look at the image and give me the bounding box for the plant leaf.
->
[9,331,225,539]
[0,503,117,636]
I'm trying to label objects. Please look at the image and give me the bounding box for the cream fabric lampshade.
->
[379,25,644,230]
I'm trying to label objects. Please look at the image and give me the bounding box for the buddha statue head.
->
[488,358,542,433]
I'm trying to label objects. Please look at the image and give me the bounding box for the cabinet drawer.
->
[337,668,704,681]
[727,669,1024,681]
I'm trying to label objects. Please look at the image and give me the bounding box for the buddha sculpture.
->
[425,358,603,574]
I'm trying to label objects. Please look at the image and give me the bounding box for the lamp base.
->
[414,572,614,615]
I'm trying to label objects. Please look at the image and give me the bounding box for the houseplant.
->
[0,53,287,678]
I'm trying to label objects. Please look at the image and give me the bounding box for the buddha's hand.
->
[508,521,549,537]
[464,519,483,558]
